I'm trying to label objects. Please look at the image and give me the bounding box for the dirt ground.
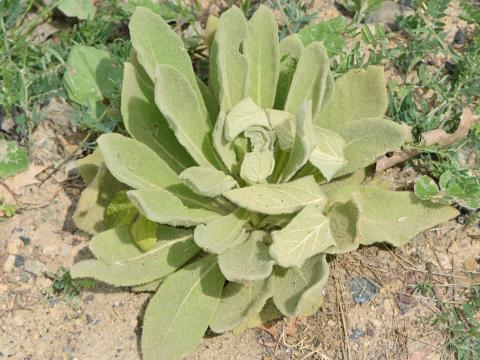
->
[1,1,479,360]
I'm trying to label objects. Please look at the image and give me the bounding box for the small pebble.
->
[350,328,365,340]
[14,255,25,268]
[3,255,15,273]
[453,29,466,45]
[83,294,95,304]
[327,320,336,327]
[350,277,379,304]
[24,259,45,276]
[19,236,31,246]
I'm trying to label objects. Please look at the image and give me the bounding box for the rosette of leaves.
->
[71,6,458,360]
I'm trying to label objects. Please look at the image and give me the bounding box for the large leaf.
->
[224,98,270,141]
[122,60,195,173]
[98,133,178,189]
[76,147,103,185]
[210,6,248,112]
[197,77,220,123]
[223,176,326,215]
[270,205,335,268]
[70,225,198,286]
[324,201,360,254]
[212,111,237,173]
[128,189,220,227]
[210,278,274,333]
[273,254,330,316]
[284,42,333,118]
[73,163,125,234]
[244,5,279,108]
[352,187,459,246]
[218,231,275,282]
[315,66,388,130]
[194,208,249,254]
[309,126,347,180]
[281,102,316,182]
[64,45,120,111]
[266,109,295,150]
[155,64,222,169]
[129,6,198,90]
[336,118,407,177]
[141,255,224,360]
[274,34,304,110]
[179,166,237,197]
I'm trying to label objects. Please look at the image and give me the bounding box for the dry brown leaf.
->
[376,108,480,173]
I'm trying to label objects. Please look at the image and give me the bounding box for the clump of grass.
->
[432,285,480,359]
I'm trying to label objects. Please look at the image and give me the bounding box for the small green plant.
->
[46,266,95,299]
[432,285,480,359]
[70,6,458,360]
[0,138,28,177]
[0,196,17,218]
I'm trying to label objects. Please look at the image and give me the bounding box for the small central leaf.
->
[223,175,326,215]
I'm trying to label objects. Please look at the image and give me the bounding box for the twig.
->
[334,271,351,360]
[39,130,93,186]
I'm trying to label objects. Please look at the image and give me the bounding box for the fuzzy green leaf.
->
[73,163,125,234]
[336,118,407,177]
[76,147,103,185]
[141,255,224,360]
[281,101,316,182]
[309,126,347,180]
[270,205,335,268]
[324,201,360,254]
[210,6,248,112]
[104,191,137,229]
[128,189,220,227]
[285,42,333,118]
[210,278,274,333]
[224,98,270,141]
[212,111,238,173]
[63,45,120,110]
[179,166,237,197]
[352,187,459,246]
[244,5,279,108]
[274,34,304,110]
[197,77,220,123]
[57,0,96,20]
[0,140,28,178]
[129,6,198,89]
[98,133,179,189]
[71,225,198,286]
[218,231,275,282]
[131,215,157,251]
[155,64,221,169]
[194,208,249,254]
[224,176,326,215]
[266,109,296,150]
[315,66,388,130]
[240,149,276,185]
[273,254,330,316]
[122,60,195,173]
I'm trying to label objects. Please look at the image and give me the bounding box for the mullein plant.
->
[71,5,458,360]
